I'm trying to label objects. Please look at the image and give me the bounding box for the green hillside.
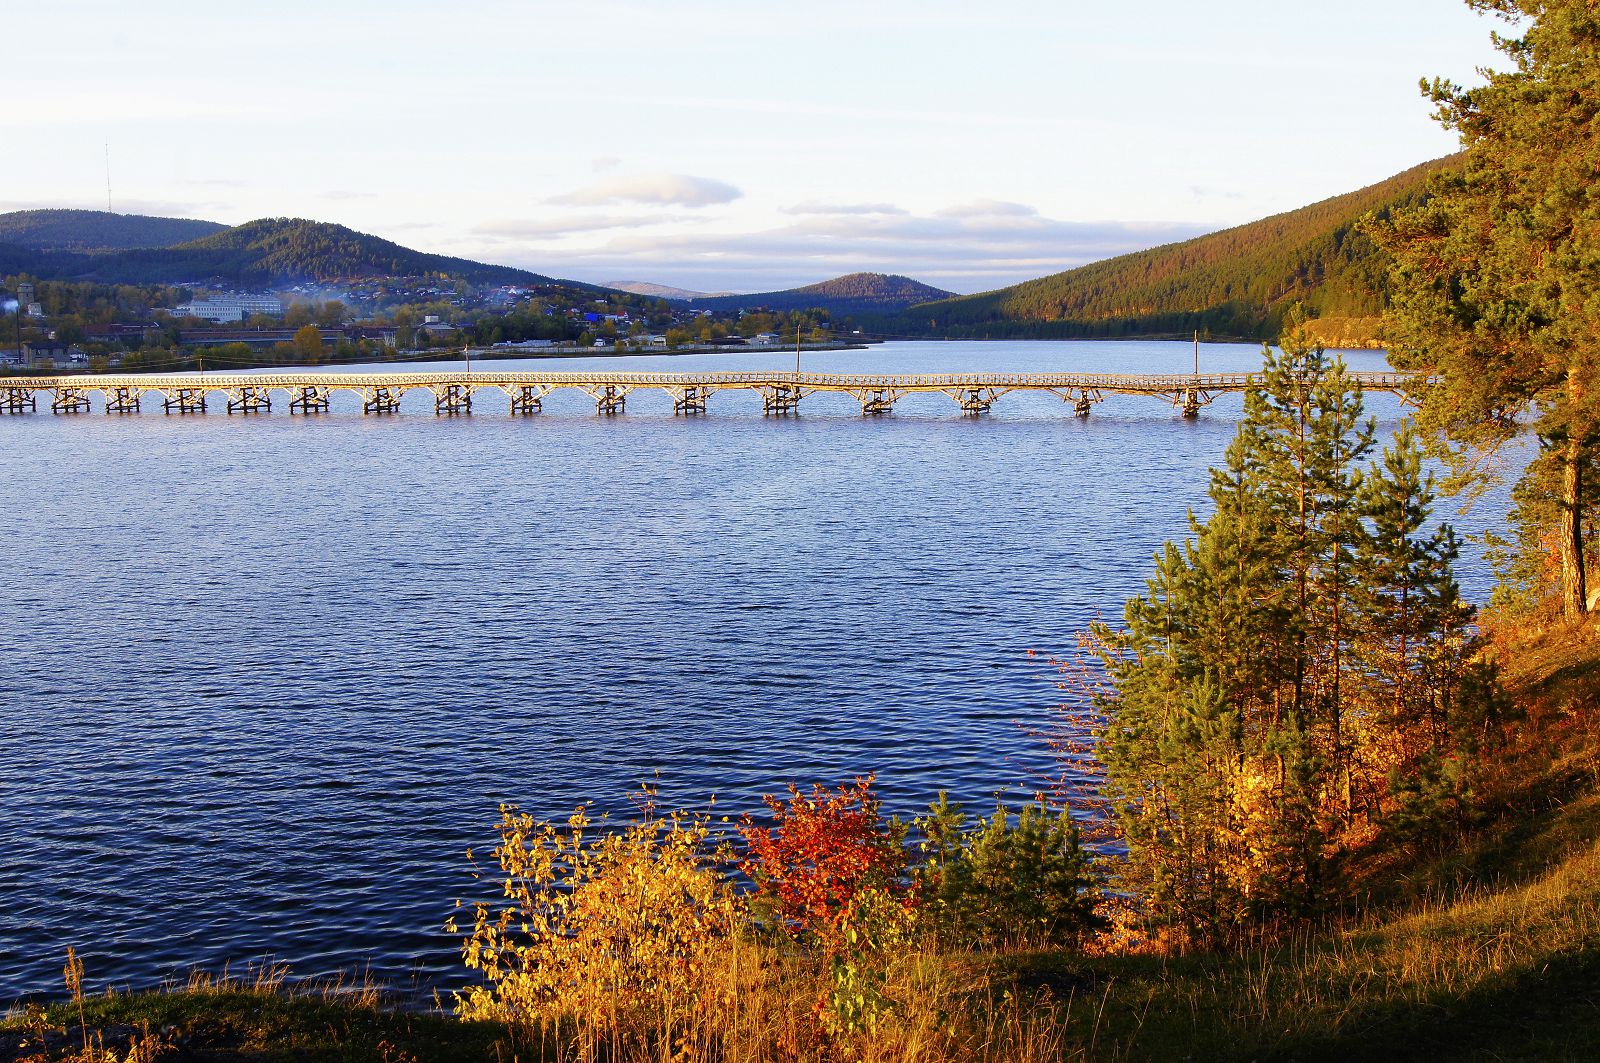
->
[0,209,227,251]
[905,156,1459,342]
[690,272,954,313]
[129,218,559,286]
[1,217,570,288]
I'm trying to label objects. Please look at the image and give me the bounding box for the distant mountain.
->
[0,209,228,251]
[906,157,1459,342]
[689,273,955,314]
[604,280,735,300]
[0,217,573,288]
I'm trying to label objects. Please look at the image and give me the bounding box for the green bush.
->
[915,794,1099,948]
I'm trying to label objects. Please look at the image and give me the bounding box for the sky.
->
[8,1,1508,295]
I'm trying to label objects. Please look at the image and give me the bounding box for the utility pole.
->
[1194,329,1200,377]
[795,320,802,378]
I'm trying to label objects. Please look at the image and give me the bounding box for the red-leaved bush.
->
[739,776,912,953]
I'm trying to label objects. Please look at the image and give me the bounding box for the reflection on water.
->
[0,341,1514,999]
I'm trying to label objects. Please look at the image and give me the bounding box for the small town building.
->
[21,341,88,368]
[172,295,285,323]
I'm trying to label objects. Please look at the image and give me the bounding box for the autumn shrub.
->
[450,797,740,1041]
[915,793,1100,948]
[739,777,916,1034]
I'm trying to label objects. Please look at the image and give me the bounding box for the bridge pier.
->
[951,387,996,415]
[290,386,330,414]
[761,384,802,416]
[1072,389,1101,417]
[855,388,900,415]
[51,388,92,414]
[594,384,627,415]
[1,387,36,414]
[226,387,272,415]
[106,387,140,414]
[362,387,401,414]
[510,385,545,415]
[163,388,207,414]
[434,383,472,415]
[1180,387,1202,419]
[672,385,708,415]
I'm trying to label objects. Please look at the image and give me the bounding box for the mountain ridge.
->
[688,272,955,314]
[0,216,581,289]
[899,157,1460,341]
[0,209,229,251]
[604,280,736,300]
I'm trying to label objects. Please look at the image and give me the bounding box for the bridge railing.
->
[5,370,1425,391]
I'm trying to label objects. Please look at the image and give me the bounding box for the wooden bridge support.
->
[855,388,900,415]
[672,385,708,415]
[51,388,92,414]
[434,383,472,415]
[362,387,401,414]
[1,387,36,414]
[593,384,627,415]
[290,386,330,414]
[950,387,996,415]
[761,384,802,416]
[163,388,207,414]
[510,385,545,415]
[106,387,140,414]
[226,387,272,415]
[1072,389,1102,417]
[1180,387,1202,419]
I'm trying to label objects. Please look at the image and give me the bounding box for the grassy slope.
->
[7,630,1599,1062]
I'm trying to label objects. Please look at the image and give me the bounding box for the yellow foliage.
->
[451,799,741,1033]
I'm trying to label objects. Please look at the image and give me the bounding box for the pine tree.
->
[1093,338,1480,944]
[1378,0,1600,617]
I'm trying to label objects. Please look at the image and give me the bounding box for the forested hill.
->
[688,273,954,313]
[124,218,559,286]
[0,217,568,288]
[902,157,1459,343]
[0,209,228,251]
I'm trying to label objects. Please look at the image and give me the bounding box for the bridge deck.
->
[0,370,1424,416]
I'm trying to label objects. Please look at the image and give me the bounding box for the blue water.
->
[0,340,1514,1001]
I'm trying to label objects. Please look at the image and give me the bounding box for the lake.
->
[0,339,1515,1002]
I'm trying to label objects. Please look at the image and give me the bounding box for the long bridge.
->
[0,370,1422,418]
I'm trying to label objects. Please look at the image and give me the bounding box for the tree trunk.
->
[1562,435,1588,616]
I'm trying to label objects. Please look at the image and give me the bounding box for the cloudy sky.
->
[9,1,1504,294]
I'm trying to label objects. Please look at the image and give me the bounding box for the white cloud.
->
[548,173,743,208]
[782,201,908,216]
[482,207,1210,295]
[474,214,685,239]
[936,199,1039,219]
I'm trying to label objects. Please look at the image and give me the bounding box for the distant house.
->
[22,341,88,368]
[752,332,779,345]
[176,328,342,349]
[82,323,161,346]
[346,326,400,346]
[647,334,669,347]
[420,315,458,338]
